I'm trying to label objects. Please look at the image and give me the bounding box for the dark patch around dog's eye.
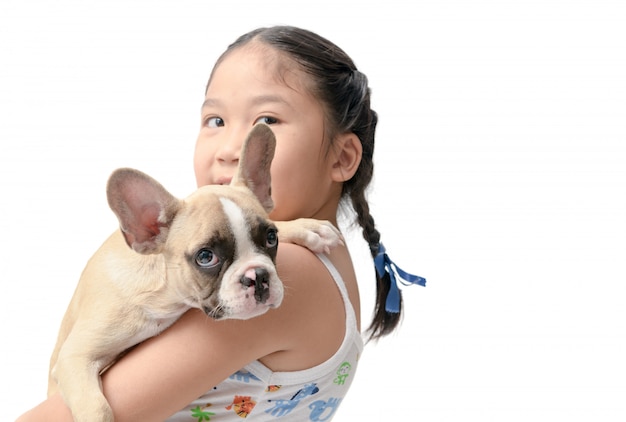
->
[251,217,278,261]
[186,229,235,278]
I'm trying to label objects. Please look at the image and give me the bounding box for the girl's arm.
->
[17,308,276,421]
[17,242,348,421]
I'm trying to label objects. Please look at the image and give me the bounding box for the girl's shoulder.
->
[258,242,353,371]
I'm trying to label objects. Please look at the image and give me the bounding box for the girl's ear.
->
[330,133,363,182]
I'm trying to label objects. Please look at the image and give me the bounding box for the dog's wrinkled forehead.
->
[175,186,272,255]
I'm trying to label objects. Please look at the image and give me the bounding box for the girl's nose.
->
[216,128,245,165]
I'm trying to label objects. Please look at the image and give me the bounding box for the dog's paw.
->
[276,219,344,254]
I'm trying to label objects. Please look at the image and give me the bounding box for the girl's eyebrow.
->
[249,94,290,108]
[201,98,222,109]
[201,95,292,110]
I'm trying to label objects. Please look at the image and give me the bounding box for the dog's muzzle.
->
[240,268,270,304]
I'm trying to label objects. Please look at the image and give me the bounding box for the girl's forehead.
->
[211,43,312,94]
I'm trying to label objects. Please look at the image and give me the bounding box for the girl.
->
[18,25,424,421]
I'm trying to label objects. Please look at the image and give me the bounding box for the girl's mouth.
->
[215,176,232,186]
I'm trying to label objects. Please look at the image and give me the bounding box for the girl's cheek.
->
[194,138,212,163]
[193,153,211,187]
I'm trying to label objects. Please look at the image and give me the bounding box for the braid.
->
[350,185,402,340]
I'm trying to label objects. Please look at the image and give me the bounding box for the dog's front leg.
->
[52,331,115,422]
[54,355,112,422]
[275,219,344,254]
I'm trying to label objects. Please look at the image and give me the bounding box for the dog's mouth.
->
[202,302,276,320]
[203,305,225,320]
[201,268,277,320]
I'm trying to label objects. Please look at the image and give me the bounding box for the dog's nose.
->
[240,268,270,304]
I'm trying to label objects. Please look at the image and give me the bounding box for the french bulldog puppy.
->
[48,124,342,421]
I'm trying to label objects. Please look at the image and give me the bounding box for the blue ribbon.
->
[374,243,426,313]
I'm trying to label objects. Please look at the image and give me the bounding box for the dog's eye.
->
[266,228,278,248]
[195,249,219,267]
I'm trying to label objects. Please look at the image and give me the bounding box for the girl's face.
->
[194,44,342,223]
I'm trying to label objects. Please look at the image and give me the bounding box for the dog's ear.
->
[232,123,276,213]
[106,168,180,254]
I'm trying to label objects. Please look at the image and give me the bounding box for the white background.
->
[1,0,625,420]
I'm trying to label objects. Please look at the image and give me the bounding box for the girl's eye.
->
[205,116,224,128]
[254,116,278,125]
